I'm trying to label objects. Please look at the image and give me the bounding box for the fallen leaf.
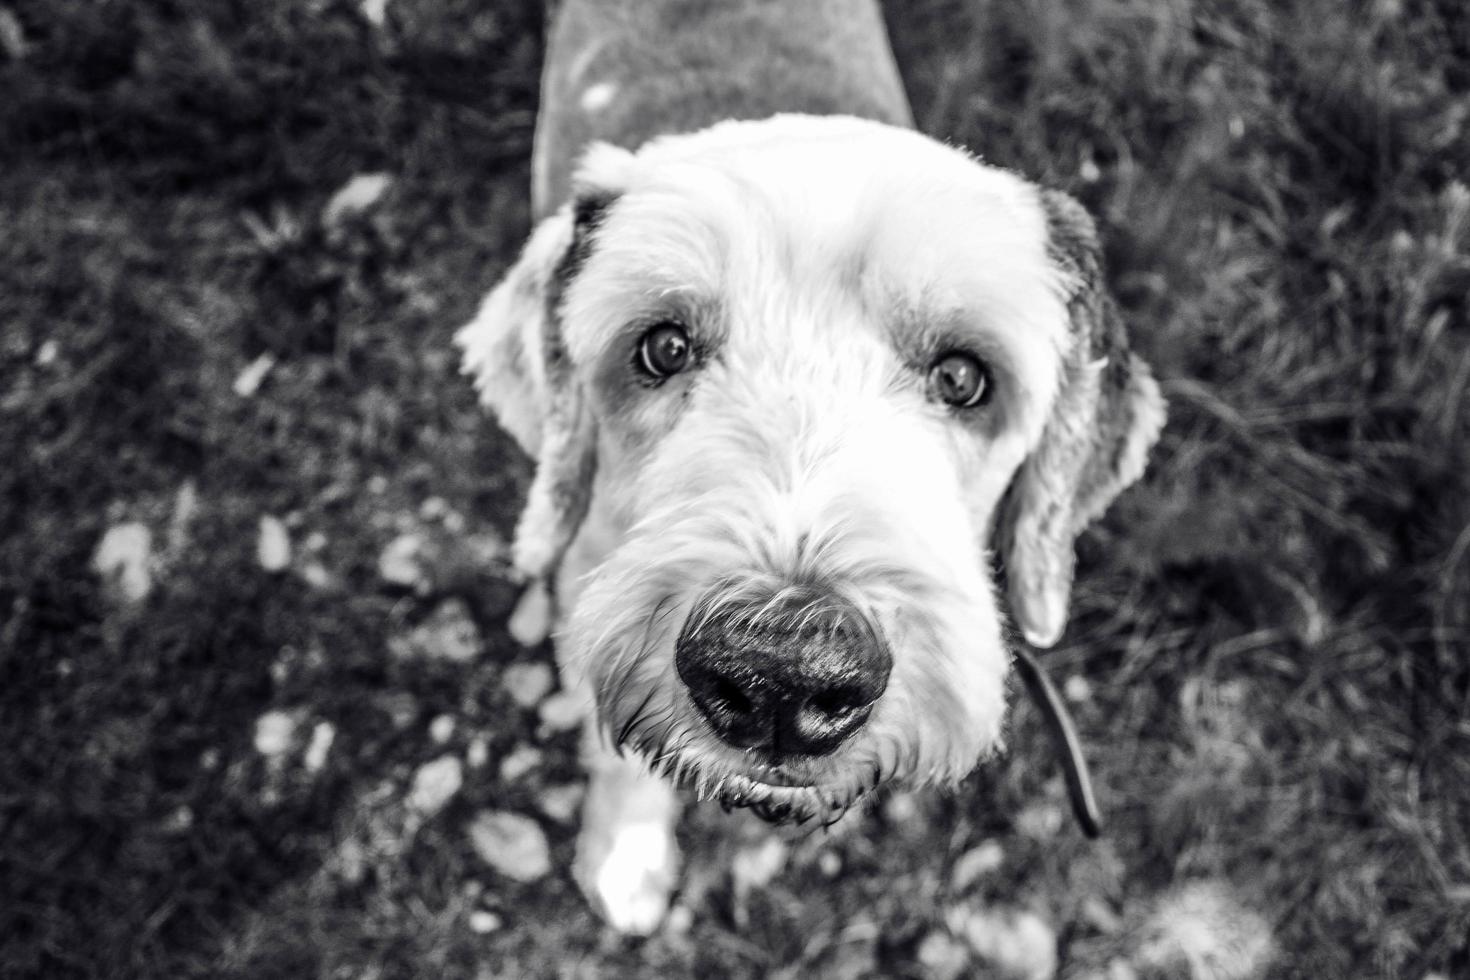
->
[502,661,555,708]
[467,811,551,882]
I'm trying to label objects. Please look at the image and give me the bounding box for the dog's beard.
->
[564,500,1012,826]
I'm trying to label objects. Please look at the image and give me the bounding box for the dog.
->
[457,0,1165,933]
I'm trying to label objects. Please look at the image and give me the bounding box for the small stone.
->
[951,840,1005,891]
[232,352,275,398]
[409,754,464,818]
[1107,960,1139,980]
[257,515,291,572]
[254,710,298,757]
[429,714,456,744]
[92,522,153,605]
[502,661,555,708]
[536,782,584,824]
[1063,674,1093,703]
[818,851,843,877]
[498,745,543,782]
[367,475,389,495]
[466,736,491,769]
[323,172,392,227]
[303,720,336,773]
[508,582,552,647]
[536,691,586,734]
[468,909,502,934]
[378,532,428,589]
[467,810,551,882]
[299,561,333,590]
[419,496,449,521]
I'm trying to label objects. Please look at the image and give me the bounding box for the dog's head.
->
[458,115,1164,825]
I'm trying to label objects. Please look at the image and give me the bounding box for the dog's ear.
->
[999,190,1166,648]
[456,144,636,582]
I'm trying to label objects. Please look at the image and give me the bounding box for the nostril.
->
[808,686,863,719]
[712,676,754,717]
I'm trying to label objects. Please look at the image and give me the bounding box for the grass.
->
[0,0,1466,977]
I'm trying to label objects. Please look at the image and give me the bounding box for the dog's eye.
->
[637,322,692,378]
[929,352,991,408]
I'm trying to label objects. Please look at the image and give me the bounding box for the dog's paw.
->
[574,817,680,935]
[573,758,682,934]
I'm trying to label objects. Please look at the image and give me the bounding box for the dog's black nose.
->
[675,587,890,757]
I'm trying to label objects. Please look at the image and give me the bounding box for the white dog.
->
[458,0,1165,933]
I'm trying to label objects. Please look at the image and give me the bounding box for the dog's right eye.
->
[636,322,693,378]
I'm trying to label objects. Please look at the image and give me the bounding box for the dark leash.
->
[1011,645,1103,838]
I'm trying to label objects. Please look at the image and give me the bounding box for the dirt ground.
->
[2,1,1467,977]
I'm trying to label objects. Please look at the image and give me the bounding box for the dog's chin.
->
[708,769,873,827]
[616,732,881,827]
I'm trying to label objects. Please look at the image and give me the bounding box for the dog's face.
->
[460,115,1164,824]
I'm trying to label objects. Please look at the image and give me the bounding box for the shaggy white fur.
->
[457,114,1163,932]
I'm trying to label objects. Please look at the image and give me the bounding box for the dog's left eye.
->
[929,352,992,408]
[636,322,693,378]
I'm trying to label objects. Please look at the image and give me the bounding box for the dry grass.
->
[1,0,1466,977]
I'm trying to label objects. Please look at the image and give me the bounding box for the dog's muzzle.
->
[674,586,890,758]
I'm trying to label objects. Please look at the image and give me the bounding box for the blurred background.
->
[1,0,1467,977]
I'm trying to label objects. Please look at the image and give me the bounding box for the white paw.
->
[574,818,680,935]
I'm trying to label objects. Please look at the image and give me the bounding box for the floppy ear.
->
[999,190,1166,648]
[456,145,634,583]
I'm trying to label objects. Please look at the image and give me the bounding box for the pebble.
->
[536,691,586,734]
[536,783,584,824]
[465,736,491,769]
[498,745,543,782]
[467,810,551,882]
[92,522,154,605]
[428,714,456,744]
[303,720,336,773]
[501,661,555,708]
[257,515,291,572]
[408,754,464,818]
[253,710,299,757]
[378,532,429,590]
[468,909,502,934]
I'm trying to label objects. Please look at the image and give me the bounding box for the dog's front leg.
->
[573,731,682,934]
